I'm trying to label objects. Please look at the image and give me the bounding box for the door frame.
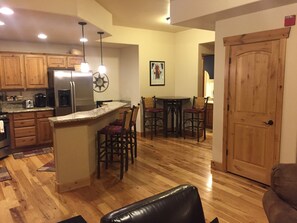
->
[220,27,290,172]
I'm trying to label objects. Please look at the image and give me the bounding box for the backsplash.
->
[0,90,46,111]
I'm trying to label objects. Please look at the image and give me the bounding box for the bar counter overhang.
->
[48,102,127,193]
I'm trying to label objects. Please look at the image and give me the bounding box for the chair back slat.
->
[122,110,132,130]
[131,105,140,123]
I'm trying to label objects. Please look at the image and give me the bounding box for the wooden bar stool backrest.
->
[193,97,209,110]
[193,97,205,110]
[118,107,132,120]
[131,105,140,123]
[123,110,133,130]
[142,96,156,109]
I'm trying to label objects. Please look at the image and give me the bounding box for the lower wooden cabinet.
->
[9,110,53,150]
[36,111,53,145]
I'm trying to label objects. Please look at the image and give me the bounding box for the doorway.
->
[199,42,214,130]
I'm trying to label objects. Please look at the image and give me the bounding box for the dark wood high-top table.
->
[156,96,190,137]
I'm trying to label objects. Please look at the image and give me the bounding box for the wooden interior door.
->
[227,39,285,185]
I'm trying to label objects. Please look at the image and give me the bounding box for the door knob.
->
[264,120,274,125]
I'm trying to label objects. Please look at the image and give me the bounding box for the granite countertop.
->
[48,102,127,124]
[2,107,54,113]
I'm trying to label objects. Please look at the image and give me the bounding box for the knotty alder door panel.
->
[0,54,25,89]
[227,40,282,185]
[25,54,48,88]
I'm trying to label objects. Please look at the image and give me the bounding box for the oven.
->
[0,113,10,159]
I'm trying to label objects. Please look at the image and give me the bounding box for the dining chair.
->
[183,96,209,141]
[141,96,164,139]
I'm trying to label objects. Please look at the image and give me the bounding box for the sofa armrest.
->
[271,164,297,209]
[263,190,297,223]
[100,184,206,223]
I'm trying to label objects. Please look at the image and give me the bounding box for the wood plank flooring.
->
[0,133,269,223]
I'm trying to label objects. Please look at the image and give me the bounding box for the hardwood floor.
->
[0,133,269,223]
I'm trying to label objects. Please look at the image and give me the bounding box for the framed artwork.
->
[150,61,165,86]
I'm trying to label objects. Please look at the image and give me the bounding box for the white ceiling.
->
[1,1,297,47]
[0,1,187,47]
[95,0,188,33]
[0,8,103,46]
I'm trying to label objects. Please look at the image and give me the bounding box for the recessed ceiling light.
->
[0,21,4,26]
[80,37,88,43]
[0,7,14,15]
[38,33,47,39]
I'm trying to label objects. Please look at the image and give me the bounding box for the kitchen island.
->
[48,102,127,193]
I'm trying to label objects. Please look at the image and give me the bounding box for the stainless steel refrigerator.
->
[47,70,95,116]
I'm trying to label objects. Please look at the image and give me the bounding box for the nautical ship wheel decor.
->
[93,72,109,93]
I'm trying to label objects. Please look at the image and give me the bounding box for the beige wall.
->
[174,30,215,97]
[214,3,297,163]
[105,26,176,97]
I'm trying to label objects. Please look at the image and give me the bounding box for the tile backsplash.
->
[1,90,46,101]
[0,90,46,110]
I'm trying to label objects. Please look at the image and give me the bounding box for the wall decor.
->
[150,61,165,86]
[93,72,109,93]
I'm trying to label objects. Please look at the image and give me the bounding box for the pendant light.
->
[78,22,90,72]
[97,31,106,74]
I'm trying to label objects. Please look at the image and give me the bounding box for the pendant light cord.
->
[79,22,87,63]
[99,32,104,65]
[82,25,86,63]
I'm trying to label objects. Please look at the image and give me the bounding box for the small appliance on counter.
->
[23,100,34,109]
[34,93,47,107]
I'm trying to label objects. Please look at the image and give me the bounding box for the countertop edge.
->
[48,102,127,124]
[3,107,54,113]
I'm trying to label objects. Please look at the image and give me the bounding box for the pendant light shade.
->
[97,31,106,74]
[78,22,90,72]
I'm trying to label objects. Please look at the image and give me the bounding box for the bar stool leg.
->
[97,132,101,178]
[134,124,137,158]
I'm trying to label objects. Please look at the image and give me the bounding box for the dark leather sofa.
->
[263,164,297,223]
[100,184,219,223]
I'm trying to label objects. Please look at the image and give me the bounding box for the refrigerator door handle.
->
[72,81,77,113]
[70,81,75,113]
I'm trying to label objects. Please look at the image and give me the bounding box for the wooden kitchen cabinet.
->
[11,112,36,149]
[67,56,83,68]
[0,53,25,89]
[24,54,48,88]
[36,111,53,145]
[9,110,53,150]
[47,55,67,68]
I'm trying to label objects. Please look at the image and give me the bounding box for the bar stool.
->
[183,96,209,141]
[141,96,164,139]
[110,105,140,160]
[97,110,132,179]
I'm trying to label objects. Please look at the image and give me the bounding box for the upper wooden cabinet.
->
[47,55,82,69]
[25,54,48,89]
[0,54,25,89]
[67,56,83,68]
[47,55,67,68]
[0,52,83,90]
